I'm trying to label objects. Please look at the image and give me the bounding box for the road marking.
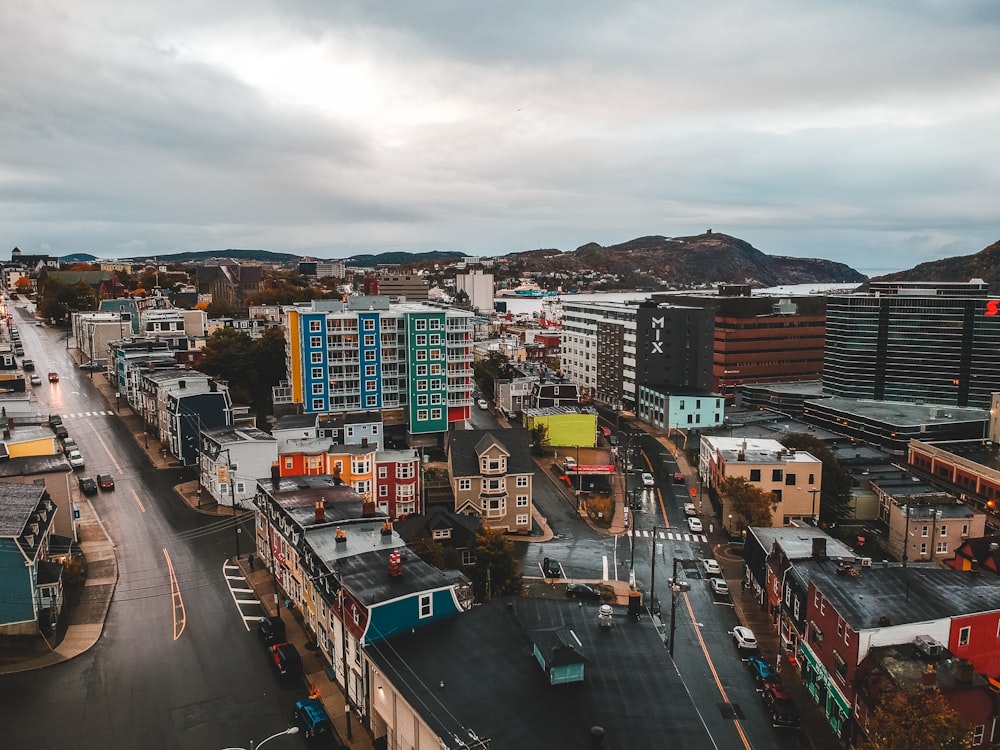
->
[602,555,610,581]
[223,560,254,631]
[131,489,145,512]
[163,548,186,641]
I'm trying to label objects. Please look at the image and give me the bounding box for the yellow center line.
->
[682,593,754,750]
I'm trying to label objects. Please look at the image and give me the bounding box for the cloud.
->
[1,1,998,272]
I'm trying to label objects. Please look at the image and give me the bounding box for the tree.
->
[719,476,776,527]
[530,423,549,457]
[38,277,96,323]
[13,276,31,292]
[196,329,257,405]
[779,433,852,520]
[468,527,522,600]
[868,687,972,750]
[473,350,512,399]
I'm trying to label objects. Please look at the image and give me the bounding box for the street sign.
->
[689,487,697,497]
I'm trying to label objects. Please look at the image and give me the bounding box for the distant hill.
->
[117,248,463,268]
[870,239,1000,288]
[501,232,867,287]
[343,251,465,267]
[124,249,301,265]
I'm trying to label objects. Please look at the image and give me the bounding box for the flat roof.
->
[918,439,1000,473]
[751,527,856,560]
[806,397,988,427]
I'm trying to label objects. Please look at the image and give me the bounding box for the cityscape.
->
[1,249,999,749]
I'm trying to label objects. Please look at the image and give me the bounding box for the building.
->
[823,280,1000,409]
[366,272,429,302]
[908,438,1000,527]
[559,298,640,407]
[199,425,278,509]
[699,435,823,527]
[650,286,829,402]
[0,482,62,636]
[448,429,534,534]
[454,268,494,314]
[276,298,474,445]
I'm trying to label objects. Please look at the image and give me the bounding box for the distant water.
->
[498,283,863,316]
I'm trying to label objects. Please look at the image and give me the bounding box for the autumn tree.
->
[868,687,972,750]
[779,433,852,520]
[719,476,777,528]
[195,327,286,423]
[13,276,32,292]
[38,278,98,323]
[468,527,522,600]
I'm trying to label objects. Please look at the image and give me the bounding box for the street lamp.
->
[809,488,821,525]
[728,514,733,534]
[221,726,300,750]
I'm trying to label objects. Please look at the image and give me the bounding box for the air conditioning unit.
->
[914,634,944,658]
[860,557,873,568]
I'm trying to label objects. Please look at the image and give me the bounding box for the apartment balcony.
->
[272,382,294,404]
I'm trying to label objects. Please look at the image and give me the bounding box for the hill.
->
[870,239,1000,288]
[502,232,867,287]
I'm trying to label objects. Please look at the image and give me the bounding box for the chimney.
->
[362,499,377,517]
[381,521,393,539]
[314,501,325,523]
[270,463,280,488]
[921,663,937,688]
[811,537,827,559]
[335,527,347,546]
[956,660,975,683]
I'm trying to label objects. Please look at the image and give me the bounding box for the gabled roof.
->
[0,481,45,537]
[953,535,1000,572]
[449,428,534,477]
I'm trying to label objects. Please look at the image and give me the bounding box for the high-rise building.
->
[278,297,474,441]
[823,281,1000,409]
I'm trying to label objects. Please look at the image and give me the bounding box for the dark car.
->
[565,583,602,601]
[270,642,302,676]
[762,685,801,728]
[294,697,333,740]
[542,557,562,578]
[97,474,115,491]
[78,476,98,496]
[746,655,778,686]
[54,424,69,440]
[258,615,287,645]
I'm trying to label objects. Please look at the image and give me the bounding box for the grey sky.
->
[2,1,998,274]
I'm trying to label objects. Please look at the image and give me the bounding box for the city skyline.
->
[3,2,999,275]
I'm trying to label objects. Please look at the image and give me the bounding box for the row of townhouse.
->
[744,526,1000,747]
[250,475,472,746]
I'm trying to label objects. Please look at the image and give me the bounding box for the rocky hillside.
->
[502,232,867,287]
[870,239,1000,288]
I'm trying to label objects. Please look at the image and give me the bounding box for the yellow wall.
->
[526,412,597,448]
[7,437,60,458]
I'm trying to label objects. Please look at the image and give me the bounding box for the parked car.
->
[731,625,758,651]
[598,426,611,438]
[78,476,98,496]
[641,472,655,487]
[48,372,59,382]
[608,434,619,446]
[269,642,301,676]
[542,557,562,578]
[710,577,729,596]
[29,374,41,386]
[67,450,85,470]
[476,398,489,410]
[683,503,697,516]
[562,457,577,472]
[762,685,801,728]
[746,655,778,687]
[702,558,722,576]
[62,438,78,455]
[293,697,333,740]
[687,516,703,533]
[565,583,602,601]
[673,471,685,483]
[258,615,287,646]
[54,424,69,440]
[97,474,115,491]
[22,359,34,371]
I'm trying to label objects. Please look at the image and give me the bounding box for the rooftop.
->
[751,527,856,561]
[805,397,988,427]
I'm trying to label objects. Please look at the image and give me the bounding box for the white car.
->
[702,558,721,576]
[731,626,757,650]
[687,516,703,533]
[476,399,489,410]
[641,472,655,487]
[710,577,729,596]
[67,450,85,470]
[683,503,697,516]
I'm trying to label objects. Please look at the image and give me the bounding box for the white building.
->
[455,268,495,314]
[200,425,278,509]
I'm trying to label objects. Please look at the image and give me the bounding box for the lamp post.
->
[338,584,353,740]
[728,514,733,534]
[809,488,821,525]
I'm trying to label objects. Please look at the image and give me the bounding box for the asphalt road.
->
[1,309,307,750]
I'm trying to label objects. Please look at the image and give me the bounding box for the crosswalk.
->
[632,529,708,543]
[59,411,116,419]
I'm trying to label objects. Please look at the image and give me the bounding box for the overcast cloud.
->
[2,1,998,274]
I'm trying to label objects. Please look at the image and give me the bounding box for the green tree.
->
[868,687,972,750]
[473,350,512,399]
[469,527,522,600]
[720,476,776,527]
[39,278,96,323]
[196,329,257,405]
[779,433,852,520]
[205,300,238,318]
[250,328,287,419]
[530,423,549,457]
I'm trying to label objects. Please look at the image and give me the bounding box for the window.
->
[364,350,376,361]
[364,334,376,346]
[417,395,428,406]
[415,334,427,346]
[365,381,377,391]
[936,541,948,554]
[311,368,323,379]
[309,320,322,332]
[365,365,376,377]
[310,336,323,348]
[973,726,984,745]
[749,469,761,482]
[310,352,323,364]
[432,528,451,540]
[284,457,293,469]
[516,495,528,506]
[363,318,375,331]
[414,319,427,330]
[833,651,847,683]
[772,469,783,482]
[366,395,378,407]
[959,626,971,647]
[417,380,427,391]
[378,467,388,479]
[808,473,815,484]
[785,473,796,486]
[311,398,324,410]
[921,525,929,537]
[940,524,948,537]
[379,484,388,497]
[431,408,442,420]
[920,542,927,556]
[516,476,529,487]
[416,365,428,376]
[516,514,528,526]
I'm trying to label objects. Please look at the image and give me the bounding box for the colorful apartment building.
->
[277,298,474,442]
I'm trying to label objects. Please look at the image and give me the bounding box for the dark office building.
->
[634,303,714,393]
[823,281,1000,409]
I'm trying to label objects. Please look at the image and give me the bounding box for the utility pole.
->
[669,558,679,657]
[649,526,658,615]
